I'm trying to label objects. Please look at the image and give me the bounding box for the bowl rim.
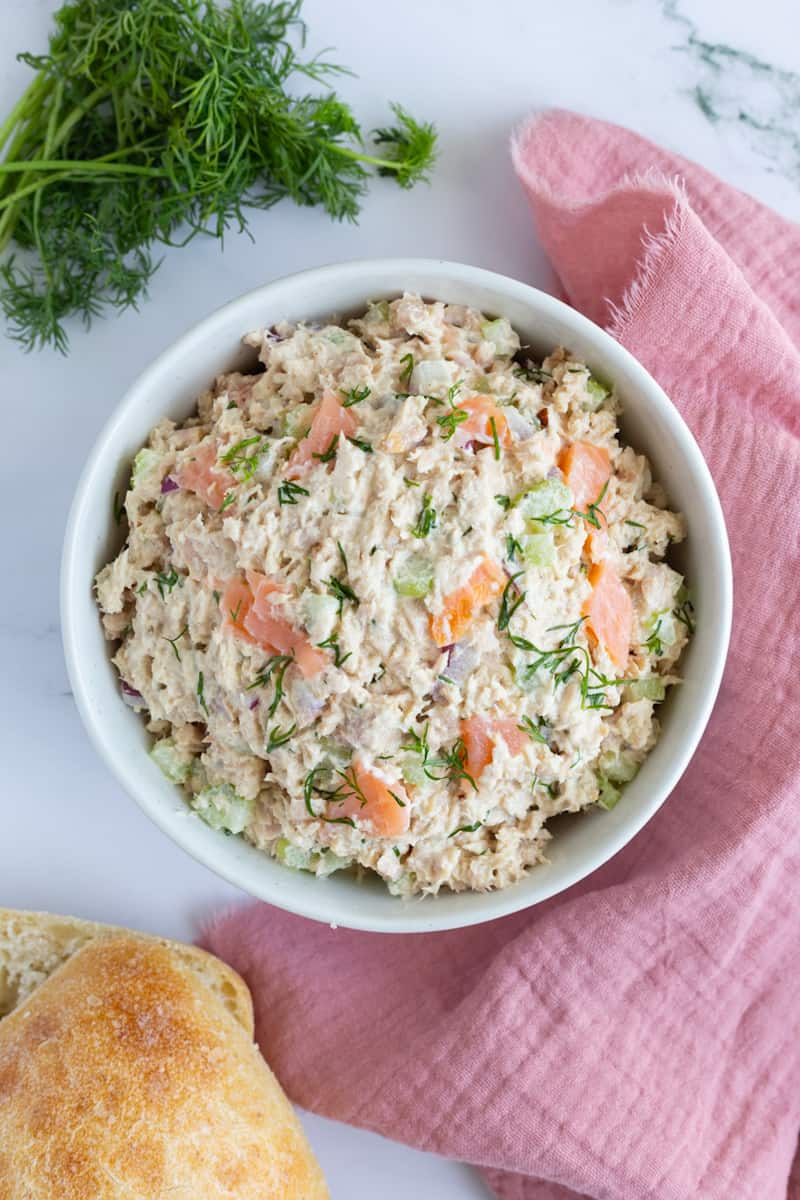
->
[61,257,733,932]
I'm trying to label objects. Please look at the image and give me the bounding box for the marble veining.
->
[665,0,800,185]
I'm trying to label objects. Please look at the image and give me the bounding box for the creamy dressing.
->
[96,295,690,896]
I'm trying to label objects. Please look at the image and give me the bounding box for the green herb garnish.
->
[347,435,373,453]
[572,480,609,530]
[220,435,262,481]
[645,618,664,657]
[266,722,296,753]
[340,384,371,407]
[277,479,309,505]
[513,363,552,384]
[164,624,188,662]
[219,491,236,512]
[403,476,420,488]
[495,494,511,510]
[399,353,414,383]
[246,653,293,719]
[437,405,469,441]
[0,2,437,352]
[625,519,646,530]
[506,534,523,562]
[497,572,525,631]
[448,819,483,837]
[327,576,359,614]
[317,631,351,668]
[313,433,339,463]
[154,567,180,599]
[518,715,549,744]
[411,493,437,539]
[489,415,501,460]
[196,670,208,716]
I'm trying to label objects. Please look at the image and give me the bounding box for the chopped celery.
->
[300,591,339,642]
[401,758,430,788]
[596,774,621,810]
[624,677,666,702]
[473,375,493,394]
[317,737,351,767]
[584,375,611,411]
[150,737,192,784]
[275,838,314,870]
[480,317,518,356]
[598,750,640,784]
[394,554,434,597]
[275,839,351,876]
[520,525,555,568]
[515,477,572,519]
[193,784,253,834]
[281,406,311,439]
[131,447,160,486]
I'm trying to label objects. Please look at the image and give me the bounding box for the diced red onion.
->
[444,641,479,685]
[504,406,538,442]
[249,697,260,710]
[120,681,145,708]
[161,476,179,494]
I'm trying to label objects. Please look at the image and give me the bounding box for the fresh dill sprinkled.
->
[392,846,401,857]
[337,540,348,570]
[137,581,148,596]
[535,509,574,527]
[674,598,695,634]
[399,353,414,383]
[226,399,237,410]
[219,491,236,512]
[513,363,552,385]
[447,380,463,403]
[403,476,420,488]
[518,715,549,744]
[113,490,125,525]
[448,819,483,838]
[277,479,309,505]
[495,494,511,510]
[0,3,437,353]
[340,384,371,407]
[497,572,525,631]
[389,790,406,807]
[317,630,351,668]
[229,597,243,625]
[196,670,208,716]
[347,435,373,453]
[327,576,359,614]
[411,493,437,539]
[572,480,609,530]
[437,404,469,441]
[625,519,646,530]
[462,525,473,537]
[645,618,664,657]
[489,415,501,460]
[246,653,293,719]
[313,433,339,463]
[266,723,296,753]
[303,763,378,826]
[163,624,188,662]
[212,590,221,605]
[154,567,180,599]
[401,724,477,792]
[220,435,262,481]
[506,534,523,562]
[532,776,557,798]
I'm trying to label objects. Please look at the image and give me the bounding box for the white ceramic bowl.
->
[61,259,732,933]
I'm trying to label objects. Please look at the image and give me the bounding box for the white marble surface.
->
[1,2,796,1195]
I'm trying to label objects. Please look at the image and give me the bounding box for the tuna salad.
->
[96,295,693,896]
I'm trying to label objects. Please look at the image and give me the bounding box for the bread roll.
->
[0,909,328,1199]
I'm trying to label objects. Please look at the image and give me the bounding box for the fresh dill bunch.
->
[0,0,437,352]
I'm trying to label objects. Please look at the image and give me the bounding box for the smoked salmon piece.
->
[327,761,410,837]
[430,557,506,647]
[286,391,358,478]
[458,395,512,447]
[222,572,327,677]
[558,441,611,511]
[461,716,528,781]
[176,440,236,510]
[582,561,633,669]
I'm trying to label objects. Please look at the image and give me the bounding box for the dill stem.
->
[327,142,406,173]
[0,74,50,154]
[0,157,165,177]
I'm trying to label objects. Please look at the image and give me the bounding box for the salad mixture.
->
[96,295,693,896]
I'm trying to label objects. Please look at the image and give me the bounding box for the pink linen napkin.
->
[203,111,800,1200]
